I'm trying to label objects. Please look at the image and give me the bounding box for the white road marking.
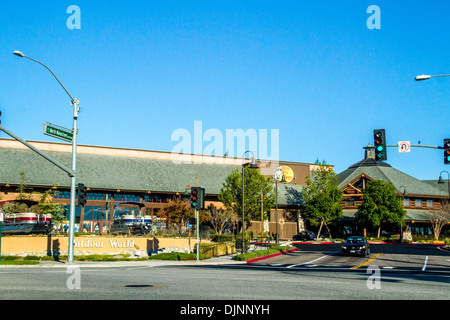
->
[286,252,338,269]
[422,256,429,271]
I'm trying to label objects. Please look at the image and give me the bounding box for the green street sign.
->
[43,124,73,142]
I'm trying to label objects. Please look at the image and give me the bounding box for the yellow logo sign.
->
[275,166,294,183]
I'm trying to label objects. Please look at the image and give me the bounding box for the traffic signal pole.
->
[0,125,73,176]
[386,143,443,150]
[196,208,199,262]
[195,178,199,262]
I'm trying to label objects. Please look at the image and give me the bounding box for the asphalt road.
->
[0,244,448,305]
[256,243,450,272]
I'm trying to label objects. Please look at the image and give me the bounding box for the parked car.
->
[292,231,317,241]
[341,236,370,256]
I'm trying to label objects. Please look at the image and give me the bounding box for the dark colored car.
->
[292,231,317,241]
[341,236,370,256]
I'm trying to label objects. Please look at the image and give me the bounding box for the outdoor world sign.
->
[74,239,136,249]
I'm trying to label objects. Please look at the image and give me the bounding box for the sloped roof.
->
[422,179,450,195]
[341,209,435,222]
[0,146,238,195]
[337,164,447,197]
[337,145,448,198]
[276,184,305,206]
[0,143,304,205]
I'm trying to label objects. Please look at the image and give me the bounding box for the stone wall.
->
[1,235,209,256]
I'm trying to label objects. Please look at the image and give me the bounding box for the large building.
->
[1,138,448,239]
[337,144,449,237]
[0,138,308,238]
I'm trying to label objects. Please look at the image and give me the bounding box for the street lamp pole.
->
[273,168,286,245]
[438,171,450,199]
[241,151,258,254]
[14,51,79,263]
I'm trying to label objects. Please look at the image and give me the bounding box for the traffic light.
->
[444,139,450,164]
[373,129,387,161]
[190,187,201,210]
[77,183,87,207]
[190,187,205,210]
[200,188,205,210]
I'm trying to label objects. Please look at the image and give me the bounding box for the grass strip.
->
[233,246,294,261]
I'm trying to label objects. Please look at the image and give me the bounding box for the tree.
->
[37,185,64,225]
[301,162,343,239]
[426,200,450,241]
[16,167,33,200]
[356,180,406,239]
[5,167,34,214]
[218,167,275,230]
[159,194,193,234]
[205,203,234,234]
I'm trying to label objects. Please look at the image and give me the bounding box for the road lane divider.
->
[350,253,382,270]
[422,256,429,271]
[286,251,338,268]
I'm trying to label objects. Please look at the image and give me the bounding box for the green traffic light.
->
[377,146,383,152]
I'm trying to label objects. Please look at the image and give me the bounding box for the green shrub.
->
[148,252,206,260]
[211,234,234,243]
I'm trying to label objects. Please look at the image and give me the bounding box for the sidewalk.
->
[0,254,245,269]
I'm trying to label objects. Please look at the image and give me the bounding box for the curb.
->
[291,241,448,246]
[292,241,334,245]
[246,248,298,264]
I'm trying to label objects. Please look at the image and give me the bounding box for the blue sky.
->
[1,0,449,180]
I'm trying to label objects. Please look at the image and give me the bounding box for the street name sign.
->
[43,124,73,142]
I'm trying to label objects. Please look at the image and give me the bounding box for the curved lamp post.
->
[14,50,79,263]
[241,151,258,254]
[415,74,450,81]
[438,171,450,199]
[273,168,286,245]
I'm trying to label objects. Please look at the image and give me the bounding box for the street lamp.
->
[14,50,79,263]
[415,74,450,81]
[241,151,258,254]
[438,171,450,199]
[273,168,286,245]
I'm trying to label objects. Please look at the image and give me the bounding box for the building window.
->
[54,191,71,199]
[144,194,169,203]
[86,193,109,201]
[345,198,355,207]
[403,198,410,206]
[415,199,422,207]
[114,194,139,202]
[426,199,433,207]
[84,206,108,221]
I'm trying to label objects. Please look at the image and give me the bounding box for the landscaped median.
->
[233,246,298,263]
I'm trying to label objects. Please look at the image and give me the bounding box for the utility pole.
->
[13,50,79,263]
